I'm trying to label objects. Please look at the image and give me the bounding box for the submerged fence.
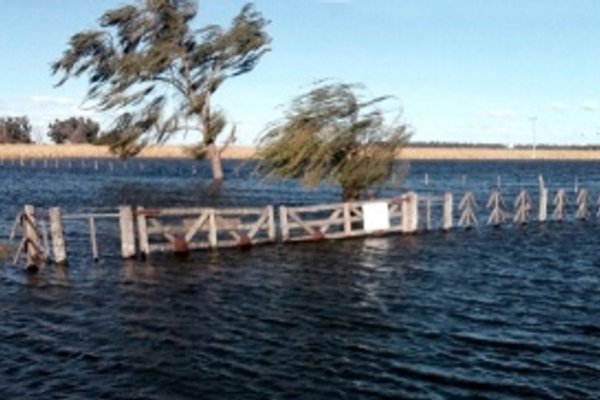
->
[8,175,600,270]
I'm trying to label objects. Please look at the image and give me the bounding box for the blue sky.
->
[1,0,599,145]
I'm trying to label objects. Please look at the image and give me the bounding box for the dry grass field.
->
[0,144,256,159]
[1,144,600,161]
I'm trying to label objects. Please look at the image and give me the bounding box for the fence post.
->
[280,206,289,241]
[443,192,453,231]
[49,207,67,265]
[267,206,276,242]
[119,205,136,259]
[426,197,432,230]
[343,203,352,235]
[89,217,99,262]
[208,209,218,248]
[539,187,548,223]
[402,192,418,233]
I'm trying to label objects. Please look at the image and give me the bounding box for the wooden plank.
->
[155,206,266,216]
[285,226,405,242]
[285,216,362,229]
[49,207,67,265]
[146,224,186,236]
[289,203,348,213]
[62,213,119,220]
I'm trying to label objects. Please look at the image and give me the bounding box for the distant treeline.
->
[0,115,103,145]
[408,141,600,150]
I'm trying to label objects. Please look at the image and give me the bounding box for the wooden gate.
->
[135,206,276,256]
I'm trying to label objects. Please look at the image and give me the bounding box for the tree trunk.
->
[207,142,224,182]
[342,186,360,202]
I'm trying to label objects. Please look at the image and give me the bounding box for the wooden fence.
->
[7,179,600,269]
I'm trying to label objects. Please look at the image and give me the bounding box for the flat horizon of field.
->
[2,143,600,161]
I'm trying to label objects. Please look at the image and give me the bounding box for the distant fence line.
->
[7,175,600,270]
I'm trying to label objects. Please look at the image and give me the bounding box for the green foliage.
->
[0,116,33,144]
[47,116,100,144]
[257,82,411,200]
[52,0,270,165]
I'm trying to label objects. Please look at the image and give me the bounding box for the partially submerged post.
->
[458,192,478,228]
[513,189,532,224]
[443,192,453,231]
[425,196,432,230]
[22,205,43,269]
[119,205,136,258]
[575,188,589,220]
[49,207,67,265]
[538,175,548,223]
[136,206,150,259]
[552,189,567,221]
[88,217,99,262]
[487,189,507,226]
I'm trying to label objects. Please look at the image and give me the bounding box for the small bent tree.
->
[0,116,33,144]
[47,117,100,144]
[256,82,411,201]
[52,0,270,180]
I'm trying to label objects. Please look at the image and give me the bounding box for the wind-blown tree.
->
[52,0,270,181]
[0,116,33,144]
[47,117,100,144]
[257,82,411,200]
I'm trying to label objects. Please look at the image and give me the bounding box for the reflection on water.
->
[1,160,600,398]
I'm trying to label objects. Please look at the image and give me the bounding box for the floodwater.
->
[1,159,599,399]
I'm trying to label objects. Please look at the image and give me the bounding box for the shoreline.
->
[1,144,600,160]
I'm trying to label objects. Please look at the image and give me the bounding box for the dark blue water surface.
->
[1,159,599,399]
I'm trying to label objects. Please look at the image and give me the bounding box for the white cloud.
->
[550,102,570,113]
[30,95,75,107]
[483,108,517,118]
[581,101,600,112]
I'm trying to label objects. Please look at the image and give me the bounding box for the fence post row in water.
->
[10,180,600,267]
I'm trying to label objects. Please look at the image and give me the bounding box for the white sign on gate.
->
[362,201,390,233]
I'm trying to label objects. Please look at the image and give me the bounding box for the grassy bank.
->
[1,144,600,160]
